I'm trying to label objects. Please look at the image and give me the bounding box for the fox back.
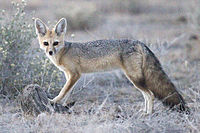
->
[62,39,145,73]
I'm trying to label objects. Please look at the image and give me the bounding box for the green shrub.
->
[0,1,64,99]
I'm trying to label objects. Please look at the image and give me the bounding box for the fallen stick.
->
[20,84,75,116]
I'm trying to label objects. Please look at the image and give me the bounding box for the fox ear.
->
[54,18,67,36]
[35,18,47,36]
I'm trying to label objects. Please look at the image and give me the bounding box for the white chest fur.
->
[47,55,65,71]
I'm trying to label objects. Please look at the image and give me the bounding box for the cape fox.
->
[35,18,188,114]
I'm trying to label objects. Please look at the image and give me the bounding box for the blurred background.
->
[0,0,200,132]
[1,0,198,42]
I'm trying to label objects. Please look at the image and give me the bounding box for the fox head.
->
[35,18,67,56]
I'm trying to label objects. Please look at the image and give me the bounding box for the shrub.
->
[0,1,64,99]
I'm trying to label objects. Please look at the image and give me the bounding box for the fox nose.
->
[49,51,53,55]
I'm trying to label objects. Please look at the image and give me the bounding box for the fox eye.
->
[43,42,49,46]
[53,41,59,46]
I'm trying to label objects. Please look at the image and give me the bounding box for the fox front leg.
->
[50,72,80,104]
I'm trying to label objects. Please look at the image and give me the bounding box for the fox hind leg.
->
[125,74,154,114]
[141,91,148,113]
[141,91,154,113]
[130,79,154,114]
[145,90,154,114]
[122,56,154,114]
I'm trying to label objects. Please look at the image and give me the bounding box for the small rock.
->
[177,16,187,23]
[189,34,198,40]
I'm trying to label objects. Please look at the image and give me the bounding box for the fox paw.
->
[48,98,58,104]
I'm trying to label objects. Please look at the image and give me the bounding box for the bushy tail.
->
[142,45,189,114]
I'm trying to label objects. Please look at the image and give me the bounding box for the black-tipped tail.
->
[142,45,189,114]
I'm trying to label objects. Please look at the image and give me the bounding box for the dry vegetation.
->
[0,0,200,132]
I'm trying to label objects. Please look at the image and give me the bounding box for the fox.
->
[34,18,189,114]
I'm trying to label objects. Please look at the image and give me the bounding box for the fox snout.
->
[49,51,53,56]
[47,48,56,56]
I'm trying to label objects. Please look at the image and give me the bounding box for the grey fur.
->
[64,39,139,59]
[62,39,188,113]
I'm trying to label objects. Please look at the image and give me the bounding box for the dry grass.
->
[1,39,200,132]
